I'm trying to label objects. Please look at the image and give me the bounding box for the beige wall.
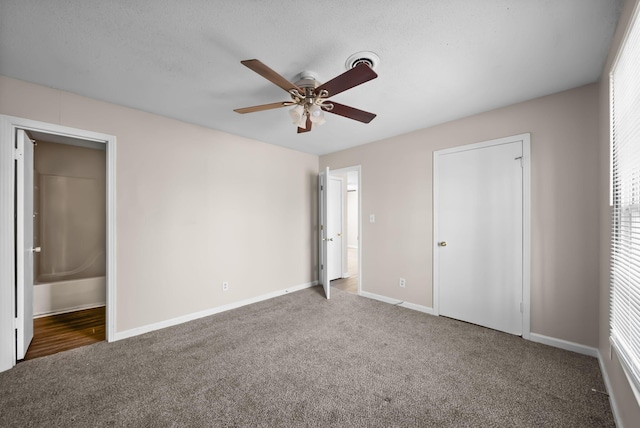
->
[0,75,318,332]
[321,83,600,347]
[599,0,640,425]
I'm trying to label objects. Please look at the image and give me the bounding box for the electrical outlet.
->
[222,281,229,292]
[399,278,406,288]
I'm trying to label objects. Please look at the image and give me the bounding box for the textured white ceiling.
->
[0,0,622,155]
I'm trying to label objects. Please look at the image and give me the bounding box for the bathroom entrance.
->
[0,115,116,371]
[22,130,107,360]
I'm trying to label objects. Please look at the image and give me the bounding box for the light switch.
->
[369,214,375,223]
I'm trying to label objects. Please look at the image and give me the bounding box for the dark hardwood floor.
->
[21,306,105,361]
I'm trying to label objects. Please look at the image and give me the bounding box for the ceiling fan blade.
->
[241,59,302,93]
[315,63,378,98]
[297,116,312,133]
[324,102,376,123]
[234,101,294,114]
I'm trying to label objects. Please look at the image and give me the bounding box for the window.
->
[610,2,640,402]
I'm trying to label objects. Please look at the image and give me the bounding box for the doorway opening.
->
[22,133,107,360]
[0,115,116,372]
[329,167,361,295]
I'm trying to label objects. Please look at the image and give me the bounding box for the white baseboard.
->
[354,297,594,357]
[528,333,598,357]
[360,291,434,315]
[597,350,624,428]
[113,281,317,342]
[528,336,622,426]
[348,245,358,249]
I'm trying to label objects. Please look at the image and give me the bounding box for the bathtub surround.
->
[33,277,105,317]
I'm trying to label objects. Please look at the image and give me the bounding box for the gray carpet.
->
[0,287,614,427]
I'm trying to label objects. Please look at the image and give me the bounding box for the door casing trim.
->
[0,115,117,372]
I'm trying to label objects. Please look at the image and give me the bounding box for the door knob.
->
[328,238,334,242]
[31,247,41,253]
[439,242,447,247]
[337,233,342,237]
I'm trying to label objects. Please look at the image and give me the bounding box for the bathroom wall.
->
[34,140,106,283]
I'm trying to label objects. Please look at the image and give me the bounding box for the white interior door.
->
[436,140,523,335]
[318,167,330,299]
[16,129,35,359]
[327,176,343,281]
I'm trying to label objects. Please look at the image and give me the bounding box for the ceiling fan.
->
[234,59,378,133]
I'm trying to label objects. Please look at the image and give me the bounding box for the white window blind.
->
[610,2,640,402]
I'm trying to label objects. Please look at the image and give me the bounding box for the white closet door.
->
[436,140,523,335]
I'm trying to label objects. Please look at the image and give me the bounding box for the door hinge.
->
[13,317,18,329]
[321,264,324,270]
[515,156,523,168]
[14,147,23,160]
[321,185,324,191]
[320,224,324,230]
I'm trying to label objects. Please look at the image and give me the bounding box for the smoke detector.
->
[345,51,380,70]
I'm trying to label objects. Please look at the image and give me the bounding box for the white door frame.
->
[0,115,117,372]
[329,165,362,295]
[433,133,531,339]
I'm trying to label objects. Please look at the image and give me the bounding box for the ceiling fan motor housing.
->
[294,71,320,89]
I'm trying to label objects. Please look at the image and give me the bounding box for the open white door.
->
[318,167,330,299]
[16,129,35,359]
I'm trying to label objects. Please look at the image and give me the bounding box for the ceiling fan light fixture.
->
[297,114,308,129]
[308,104,325,124]
[289,105,304,124]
